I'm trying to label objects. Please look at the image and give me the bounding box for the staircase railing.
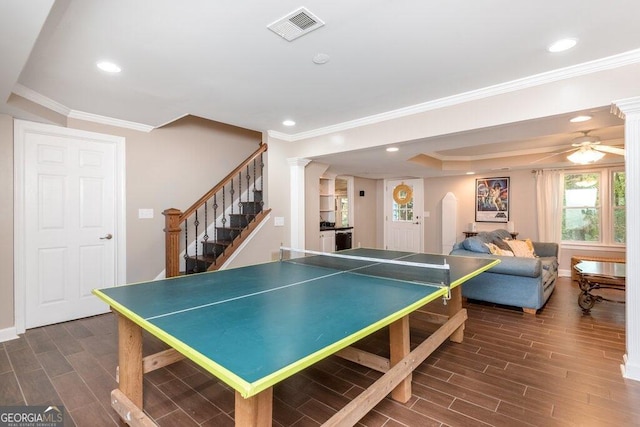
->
[163,143,268,277]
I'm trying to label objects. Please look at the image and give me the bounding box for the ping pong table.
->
[93,248,498,426]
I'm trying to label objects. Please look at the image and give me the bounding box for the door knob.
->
[100,233,113,240]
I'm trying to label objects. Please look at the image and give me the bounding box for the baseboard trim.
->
[558,269,572,278]
[0,326,20,343]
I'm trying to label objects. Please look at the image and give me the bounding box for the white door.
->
[385,179,424,252]
[15,120,126,330]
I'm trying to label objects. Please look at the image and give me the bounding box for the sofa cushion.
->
[463,236,491,253]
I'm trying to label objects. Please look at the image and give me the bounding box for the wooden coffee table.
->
[574,261,626,314]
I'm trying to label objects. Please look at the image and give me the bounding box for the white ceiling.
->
[2,0,638,178]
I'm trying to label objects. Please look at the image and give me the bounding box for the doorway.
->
[14,120,126,332]
[385,178,424,252]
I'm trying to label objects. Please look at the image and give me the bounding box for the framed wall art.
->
[475,177,509,223]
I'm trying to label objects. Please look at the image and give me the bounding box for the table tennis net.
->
[280,247,451,288]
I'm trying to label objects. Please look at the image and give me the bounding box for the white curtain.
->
[534,169,563,243]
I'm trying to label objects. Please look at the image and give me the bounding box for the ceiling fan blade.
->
[529,148,575,164]
[593,145,625,156]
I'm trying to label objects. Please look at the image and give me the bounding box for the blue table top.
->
[93,248,497,397]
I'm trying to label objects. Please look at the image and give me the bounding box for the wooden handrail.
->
[163,143,267,277]
[180,144,267,221]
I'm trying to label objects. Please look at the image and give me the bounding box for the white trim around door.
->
[14,119,126,334]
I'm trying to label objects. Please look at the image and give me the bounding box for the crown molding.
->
[266,129,297,142]
[14,48,640,139]
[12,83,71,116]
[67,110,154,133]
[12,83,154,133]
[280,48,640,142]
[612,95,640,118]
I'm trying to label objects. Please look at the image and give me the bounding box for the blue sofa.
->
[450,229,558,314]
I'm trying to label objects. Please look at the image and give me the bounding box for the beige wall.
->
[67,115,262,283]
[2,114,263,332]
[0,115,14,330]
[353,177,379,248]
[420,170,625,274]
[224,215,284,268]
[421,170,537,254]
[261,138,293,252]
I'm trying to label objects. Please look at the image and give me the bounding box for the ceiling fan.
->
[566,131,625,164]
[533,131,625,165]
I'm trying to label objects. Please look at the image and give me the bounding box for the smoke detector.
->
[267,7,325,41]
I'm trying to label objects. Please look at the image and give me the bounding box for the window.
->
[392,198,414,221]
[612,171,626,243]
[561,169,625,244]
[337,196,349,227]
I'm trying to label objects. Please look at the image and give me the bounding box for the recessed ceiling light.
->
[547,38,578,53]
[96,61,121,73]
[466,171,475,175]
[386,147,399,152]
[570,115,592,123]
[282,120,296,126]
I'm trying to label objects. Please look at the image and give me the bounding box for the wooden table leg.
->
[389,316,411,402]
[447,286,464,343]
[235,387,273,427]
[117,314,144,421]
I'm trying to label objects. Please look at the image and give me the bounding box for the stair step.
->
[180,208,270,275]
[240,201,262,215]
[214,227,243,241]
[185,255,217,274]
[202,240,231,256]
[229,213,257,228]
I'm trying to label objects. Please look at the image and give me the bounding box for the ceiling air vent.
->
[267,7,325,41]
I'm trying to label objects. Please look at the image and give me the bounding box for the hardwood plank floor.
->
[1,277,639,426]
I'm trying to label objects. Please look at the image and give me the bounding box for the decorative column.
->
[612,96,640,382]
[287,158,311,250]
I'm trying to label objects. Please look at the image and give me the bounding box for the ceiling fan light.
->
[567,147,605,164]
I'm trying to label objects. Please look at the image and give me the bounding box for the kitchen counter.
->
[319,226,354,231]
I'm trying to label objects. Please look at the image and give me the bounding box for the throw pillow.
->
[463,236,491,253]
[523,238,536,255]
[505,239,536,258]
[491,236,512,251]
[485,242,514,256]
